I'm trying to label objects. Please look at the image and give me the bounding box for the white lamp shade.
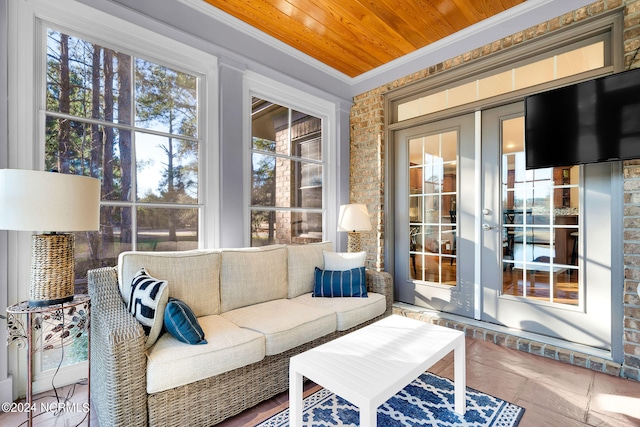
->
[0,169,100,232]
[337,204,372,232]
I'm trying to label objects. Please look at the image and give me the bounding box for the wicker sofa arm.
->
[88,267,148,427]
[365,269,394,315]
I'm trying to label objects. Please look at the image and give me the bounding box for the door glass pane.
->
[501,116,579,305]
[407,131,457,286]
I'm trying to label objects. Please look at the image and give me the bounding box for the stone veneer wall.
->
[350,0,640,380]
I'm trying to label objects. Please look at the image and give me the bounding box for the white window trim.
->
[8,0,218,396]
[243,71,339,246]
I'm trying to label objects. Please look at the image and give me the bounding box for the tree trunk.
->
[102,49,115,248]
[118,52,133,245]
[89,45,103,267]
[58,34,71,173]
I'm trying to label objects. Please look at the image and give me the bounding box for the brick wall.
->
[350,0,640,379]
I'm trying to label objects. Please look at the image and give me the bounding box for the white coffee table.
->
[289,314,466,427]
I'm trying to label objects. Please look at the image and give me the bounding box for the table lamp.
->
[0,169,100,306]
[337,204,372,252]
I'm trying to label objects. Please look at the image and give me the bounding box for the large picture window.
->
[45,29,202,288]
[250,97,323,246]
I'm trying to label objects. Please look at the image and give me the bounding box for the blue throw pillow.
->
[313,266,367,297]
[164,298,207,345]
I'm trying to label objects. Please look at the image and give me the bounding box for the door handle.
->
[482,223,497,231]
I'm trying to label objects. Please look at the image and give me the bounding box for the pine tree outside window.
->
[43,28,202,369]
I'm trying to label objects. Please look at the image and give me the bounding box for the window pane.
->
[136,207,198,251]
[251,152,322,208]
[252,100,287,152]
[250,210,322,246]
[291,116,322,161]
[135,133,198,203]
[514,58,555,90]
[252,152,275,206]
[135,59,198,137]
[448,81,477,108]
[47,30,131,124]
[478,70,512,99]
[556,42,604,79]
[45,117,132,202]
[251,209,277,246]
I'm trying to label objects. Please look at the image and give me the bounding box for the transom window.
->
[396,40,605,121]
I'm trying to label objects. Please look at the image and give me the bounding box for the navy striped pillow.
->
[312,266,367,297]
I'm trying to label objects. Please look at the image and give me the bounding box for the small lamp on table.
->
[0,169,100,306]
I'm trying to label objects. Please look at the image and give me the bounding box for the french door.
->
[394,114,476,317]
[394,103,614,350]
[481,103,612,350]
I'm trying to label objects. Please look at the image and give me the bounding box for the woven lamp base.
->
[347,232,362,253]
[29,233,75,307]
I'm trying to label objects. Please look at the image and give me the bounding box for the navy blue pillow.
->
[164,298,207,345]
[313,266,367,297]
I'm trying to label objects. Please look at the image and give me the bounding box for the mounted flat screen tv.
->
[525,67,640,169]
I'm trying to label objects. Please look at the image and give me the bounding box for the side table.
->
[6,294,91,427]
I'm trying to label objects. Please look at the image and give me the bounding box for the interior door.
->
[394,114,475,317]
[481,103,612,350]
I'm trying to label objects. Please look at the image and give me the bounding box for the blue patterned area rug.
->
[257,372,524,427]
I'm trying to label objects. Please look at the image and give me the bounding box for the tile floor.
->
[1,337,639,426]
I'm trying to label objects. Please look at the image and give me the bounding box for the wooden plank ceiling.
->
[204,0,525,77]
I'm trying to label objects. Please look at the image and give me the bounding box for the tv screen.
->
[525,67,640,169]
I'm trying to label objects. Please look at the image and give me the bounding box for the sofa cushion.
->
[323,250,366,270]
[146,315,265,394]
[292,292,386,331]
[128,268,169,349]
[221,299,336,356]
[313,266,367,297]
[287,242,334,298]
[164,298,207,345]
[220,247,288,312]
[118,250,221,317]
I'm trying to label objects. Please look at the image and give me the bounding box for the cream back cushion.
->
[323,250,366,270]
[287,242,334,298]
[118,250,221,317]
[220,247,288,312]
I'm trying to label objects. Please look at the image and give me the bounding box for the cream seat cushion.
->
[221,299,336,356]
[146,315,265,394]
[291,292,386,331]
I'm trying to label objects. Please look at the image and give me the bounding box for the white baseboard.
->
[0,375,14,405]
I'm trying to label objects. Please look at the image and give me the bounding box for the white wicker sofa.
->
[87,242,393,427]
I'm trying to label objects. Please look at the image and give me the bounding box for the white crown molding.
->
[179,0,597,95]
